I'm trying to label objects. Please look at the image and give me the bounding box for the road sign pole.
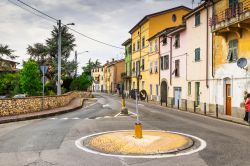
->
[136,90,139,123]
[42,67,45,111]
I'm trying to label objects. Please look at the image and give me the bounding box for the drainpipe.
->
[206,3,209,88]
[170,36,173,86]
[158,35,161,92]
[212,1,215,78]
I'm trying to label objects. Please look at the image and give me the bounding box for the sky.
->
[0,0,201,74]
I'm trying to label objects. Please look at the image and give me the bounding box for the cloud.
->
[1,0,194,72]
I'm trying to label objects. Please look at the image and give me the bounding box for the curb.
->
[103,93,250,127]
[0,98,87,124]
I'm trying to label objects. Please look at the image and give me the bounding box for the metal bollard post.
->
[204,103,207,115]
[194,101,196,113]
[177,99,180,110]
[216,104,219,118]
[185,100,187,111]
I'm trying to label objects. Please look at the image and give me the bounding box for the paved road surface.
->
[0,93,249,166]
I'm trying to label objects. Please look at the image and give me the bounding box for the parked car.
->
[0,96,7,99]
[13,94,26,98]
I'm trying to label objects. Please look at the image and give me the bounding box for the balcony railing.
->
[209,1,250,27]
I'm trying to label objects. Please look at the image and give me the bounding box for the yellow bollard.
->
[134,123,142,138]
[122,99,125,109]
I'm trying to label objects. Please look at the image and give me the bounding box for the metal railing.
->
[209,1,250,27]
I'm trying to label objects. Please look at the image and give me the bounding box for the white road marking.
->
[96,117,102,119]
[84,102,98,109]
[102,104,110,108]
[75,130,207,159]
[84,118,89,120]
[128,111,137,116]
[104,116,111,118]
[61,118,68,120]
[114,112,121,117]
[49,118,57,120]
[138,104,144,107]
[72,117,80,120]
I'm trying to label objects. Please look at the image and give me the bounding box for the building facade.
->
[122,38,132,97]
[210,0,250,118]
[129,6,191,101]
[91,66,105,92]
[0,59,18,73]
[106,59,125,94]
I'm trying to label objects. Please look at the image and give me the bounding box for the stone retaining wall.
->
[0,91,92,117]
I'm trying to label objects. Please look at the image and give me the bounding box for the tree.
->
[82,58,100,76]
[0,44,17,59]
[46,26,76,59]
[0,73,20,96]
[20,59,42,96]
[27,43,48,64]
[70,74,91,91]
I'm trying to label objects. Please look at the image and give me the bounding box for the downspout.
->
[212,0,215,78]
[170,36,173,86]
[158,35,161,93]
[206,3,209,88]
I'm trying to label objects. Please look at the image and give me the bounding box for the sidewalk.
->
[104,93,250,126]
[0,97,87,124]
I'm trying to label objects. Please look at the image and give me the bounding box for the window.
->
[141,59,145,71]
[229,0,238,8]
[175,60,180,77]
[228,39,238,62]
[136,60,140,76]
[128,45,132,54]
[133,43,135,52]
[160,57,164,70]
[164,55,169,69]
[174,34,180,48]
[150,41,153,52]
[132,62,135,72]
[133,82,135,89]
[150,62,153,73]
[156,84,159,96]
[142,81,145,90]
[172,14,177,22]
[188,82,191,96]
[150,84,152,95]
[101,68,103,72]
[195,48,201,61]
[142,37,145,48]
[195,12,201,26]
[137,40,140,50]
[102,76,103,80]
[162,37,167,45]
[154,39,158,51]
[154,60,158,73]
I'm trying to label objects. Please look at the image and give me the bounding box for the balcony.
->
[210,1,250,33]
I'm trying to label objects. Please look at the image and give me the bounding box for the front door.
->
[195,82,200,106]
[174,87,181,107]
[226,84,232,116]
[161,81,168,104]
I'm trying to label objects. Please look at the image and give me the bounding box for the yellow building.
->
[129,6,191,101]
[210,0,250,118]
[106,59,125,94]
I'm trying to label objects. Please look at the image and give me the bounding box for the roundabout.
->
[75,130,207,158]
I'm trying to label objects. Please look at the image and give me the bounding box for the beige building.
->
[106,59,125,94]
[91,66,105,92]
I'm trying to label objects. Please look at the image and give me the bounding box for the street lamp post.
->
[57,20,75,95]
[74,50,89,77]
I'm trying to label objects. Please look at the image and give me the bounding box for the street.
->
[0,93,249,166]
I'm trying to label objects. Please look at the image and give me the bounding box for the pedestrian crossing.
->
[47,116,115,120]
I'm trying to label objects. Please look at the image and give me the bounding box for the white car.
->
[13,94,26,98]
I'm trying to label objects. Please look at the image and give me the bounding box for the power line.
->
[16,0,58,21]
[9,0,124,50]
[8,0,56,25]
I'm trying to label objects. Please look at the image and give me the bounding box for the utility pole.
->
[57,19,62,96]
[75,50,77,77]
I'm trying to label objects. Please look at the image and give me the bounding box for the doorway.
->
[195,82,200,107]
[161,80,168,105]
[174,87,181,107]
[226,84,232,115]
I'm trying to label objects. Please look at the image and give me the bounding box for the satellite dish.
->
[237,58,247,69]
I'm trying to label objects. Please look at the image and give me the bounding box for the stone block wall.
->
[0,91,92,117]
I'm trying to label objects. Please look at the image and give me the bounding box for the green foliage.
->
[70,74,91,91]
[0,73,20,96]
[0,44,17,59]
[62,77,73,92]
[27,43,48,64]
[82,59,101,76]
[44,81,56,95]
[20,59,42,96]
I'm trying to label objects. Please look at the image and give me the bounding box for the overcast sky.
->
[0,0,200,73]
